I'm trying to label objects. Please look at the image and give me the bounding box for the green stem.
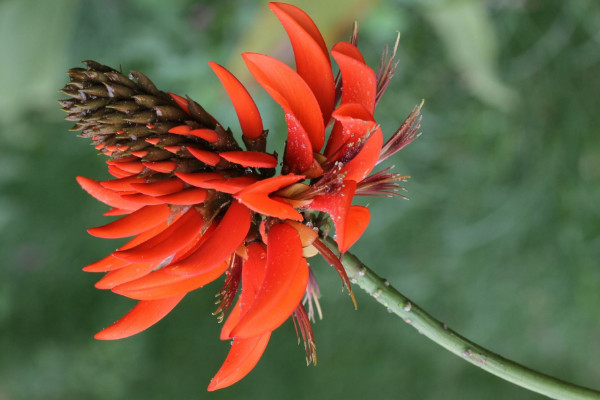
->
[323,238,600,400]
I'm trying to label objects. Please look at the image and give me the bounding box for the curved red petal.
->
[166,201,251,276]
[112,262,228,300]
[156,188,207,205]
[325,102,376,158]
[168,93,190,114]
[331,41,376,114]
[242,52,324,151]
[189,129,218,143]
[283,111,314,173]
[120,193,165,205]
[76,176,141,210]
[230,223,309,338]
[209,62,263,139]
[94,294,185,340]
[100,176,145,191]
[94,261,159,289]
[269,2,335,123]
[103,208,132,216]
[83,255,130,273]
[113,208,204,262]
[207,333,271,391]
[142,161,176,173]
[339,129,383,182]
[130,178,185,196]
[221,243,267,340]
[309,180,356,252]
[219,151,277,169]
[168,125,191,135]
[107,165,135,178]
[235,174,304,221]
[200,176,258,194]
[341,205,370,252]
[87,204,170,238]
[187,147,221,166]
[175,172,223,188]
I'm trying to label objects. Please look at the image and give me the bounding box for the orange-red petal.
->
[166,201,251,276]
[76,176,141,210]
[207,333,271,391]
[156,188,207,205]
[112,262,228,300]
[230,223,309,338]
[130,178,185,196]
[331,41,376,114]
[168,93,190,114]
[113,208,204,262]
[94,261,159,289]
[142,161,176,173]
[87,204,170,238]
[269,2,334,123]
[242,52,324,151]
[343,205,370,252]
[94,294,185,340]
[235,174,305,221]
[219,151,277,169]
[187,147,221,166]
[209,62,263,139]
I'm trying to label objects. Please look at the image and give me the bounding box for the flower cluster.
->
[59,2,421,391]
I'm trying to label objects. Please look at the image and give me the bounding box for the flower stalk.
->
[323,237,600,400]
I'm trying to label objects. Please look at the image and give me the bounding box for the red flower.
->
[60,2,421,391]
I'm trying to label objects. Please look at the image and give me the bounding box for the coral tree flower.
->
[59,2,421,391]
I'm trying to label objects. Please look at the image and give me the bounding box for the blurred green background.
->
[1,0,599,399]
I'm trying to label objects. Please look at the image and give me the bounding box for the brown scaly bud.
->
[60,60,276,190]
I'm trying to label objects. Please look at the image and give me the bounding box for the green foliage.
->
[1,0,599,399]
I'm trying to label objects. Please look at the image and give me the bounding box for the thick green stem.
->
[324,238,600,400]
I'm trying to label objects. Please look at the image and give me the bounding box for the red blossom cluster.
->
[60,2,421,390]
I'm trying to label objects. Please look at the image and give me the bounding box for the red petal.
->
[242,52,324,151]
[107,165,135,178]
[269,2,335,123]
[328,103,384,182]
[309,180,356,252]
[112,262,228,300]
[100,176,145,191]
[166,201,251,276]
[168,93,190,114]
[120,193,164,205]
[113,208,204,262]
[94,294,185,340]
[331,41,376,114]
[156,188,207,205]
[168,125,191,135]
[283,111,314,173]
[83,255,130,273]
[113,161,144,174]
[221,243,268,340]
[142,161,176,173]
[175,172,223,187]
[207,333,271,391]
[209,62,263,139]
[343,205,370,252]
[187,147,221,166]
[219,151,277,169]
[103,208,132,216]
[339,129,383,182]
[76,176,141,210]
[94,261,159,289]
[325,102,375,158]
[200,176,257,195]
[230,223,309,338]
[130,178,185,196]
[188,129,218,143]
[87,204,170,238]
[235,175,304,221]
[145,138,161,145]
[131,150,148,158]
